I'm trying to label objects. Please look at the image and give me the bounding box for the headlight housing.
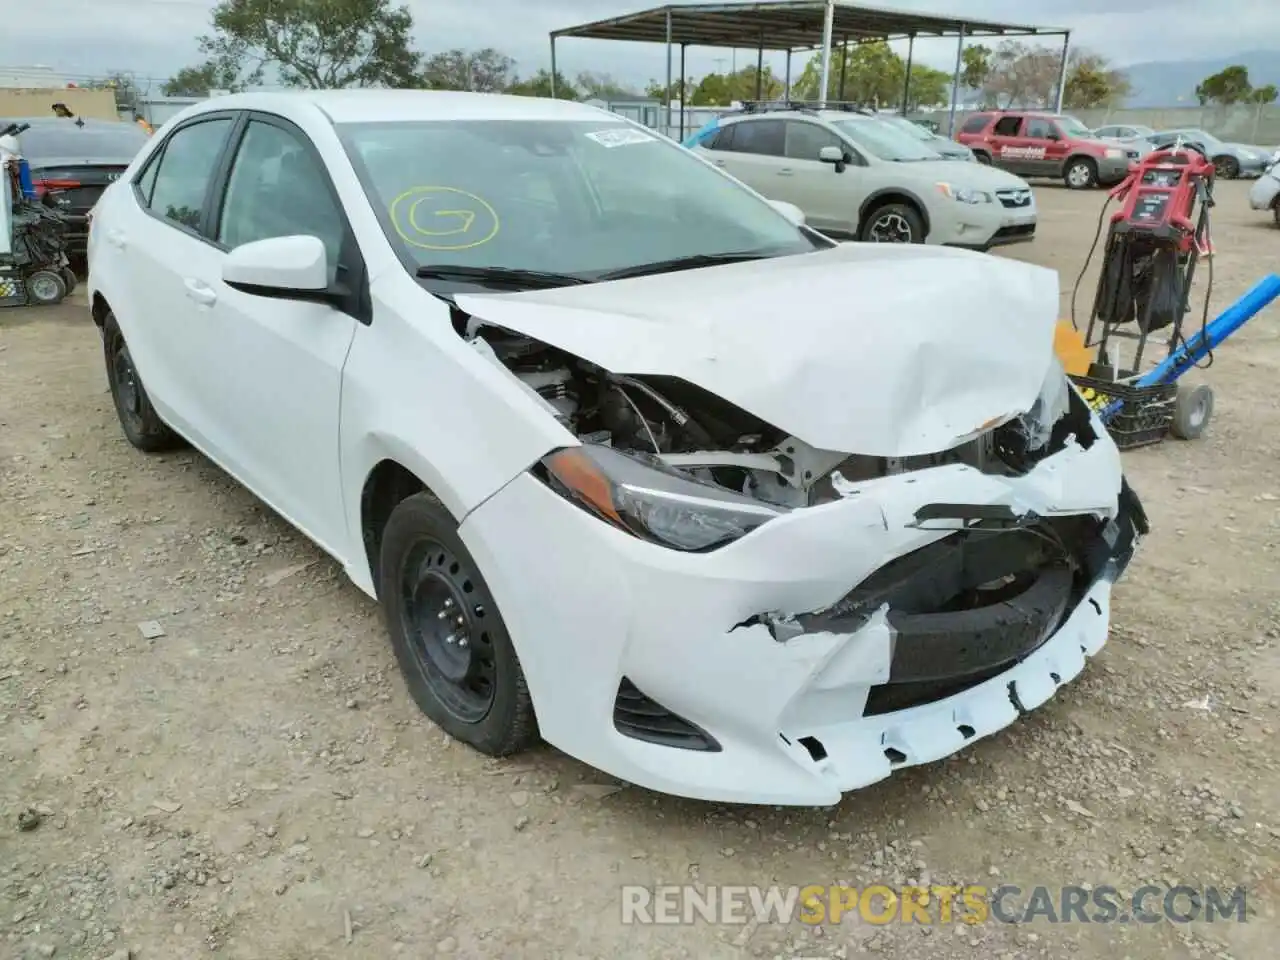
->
[936,182,992,204]
[1017,355,1071,452]
[539,444,784,551]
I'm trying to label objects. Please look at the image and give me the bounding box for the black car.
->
[4,117,150,258]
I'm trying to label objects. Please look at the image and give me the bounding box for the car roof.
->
[180,90,615,126]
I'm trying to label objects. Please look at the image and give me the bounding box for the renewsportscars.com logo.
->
[621,884,1249,926]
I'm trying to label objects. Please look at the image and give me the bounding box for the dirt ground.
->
[2,181,1278,960]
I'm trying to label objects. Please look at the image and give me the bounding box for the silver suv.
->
[691,109,1036,250]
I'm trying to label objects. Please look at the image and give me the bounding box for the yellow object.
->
[1054,322,1092,376]
[388,185,499,251]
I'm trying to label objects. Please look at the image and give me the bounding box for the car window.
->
[18,123,149,165]
[145,118,234,232]
[217,119,346,281]
[728,120,785,156]
[706,125,734,151]
[992,116,1022,136]
[784,121,841,160]
[337,118,817,283]
[960,114,991,135]
[1025,118,1055,139]
[829,118,939,161]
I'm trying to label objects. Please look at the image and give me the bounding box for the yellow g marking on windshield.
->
[389,186,499,250]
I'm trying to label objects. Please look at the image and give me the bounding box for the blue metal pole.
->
[1100,273,1280,421]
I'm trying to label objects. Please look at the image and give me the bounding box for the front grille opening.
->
[798,735,827,762]
[884,747,907,764]
[613,677,721,752]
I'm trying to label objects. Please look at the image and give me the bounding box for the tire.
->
[859,202,925,244]
[1171,383,1214,440]
[378,491,536,757]
[25,269,66,305]
[102,312,183,452]
[1213,156,1240,179]
[974,151,993,166]
[1064,157,1098,190]
[60,267,78,295]
[1274,199,1280,228]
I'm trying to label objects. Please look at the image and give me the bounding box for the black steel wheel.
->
[102,312,183,452]
[60,266,78,294]
[379,492,536,755]
[26,269,66,305]
[860,202,924,244]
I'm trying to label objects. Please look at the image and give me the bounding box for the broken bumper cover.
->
[459,423,1142,806]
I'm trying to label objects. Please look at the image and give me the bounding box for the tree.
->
[1063,49,1132,109]
[982,41,1063,109]
[421,48,515,92]
[644,76,699,103]
[506,69,579,100]
[178,0,422,90]
[906,65,951,110]
[792,42,909,106]
[163,60,246,96]
[85,72,145,112]
[574,71,639,100]
[1195,65,1252,106]
[1249,83,1278,105]
[961,44,992,99]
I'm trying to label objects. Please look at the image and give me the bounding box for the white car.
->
[690,109,1036,250]
[87,90,1145,806]
[1249,166,1280,226]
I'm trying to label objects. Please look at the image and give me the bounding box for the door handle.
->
[777,168,794,176]
[183,278,217,306]
[106,229,127,249]
[712,159,725,166]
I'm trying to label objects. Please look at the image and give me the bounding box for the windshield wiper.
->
[415,264,590,290]
[596,251,773,281]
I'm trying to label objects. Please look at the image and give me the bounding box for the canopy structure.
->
[550,1,1071,137]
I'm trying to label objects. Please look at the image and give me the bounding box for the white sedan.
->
[87,90,1146,805]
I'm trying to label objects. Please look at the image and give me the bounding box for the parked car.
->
[1147,129,1267,179]
[691,109,1035,249]
[875,113,976,161]
[1249,165,1280,225]
[1,116,151,258]
[1089,123,1155,159]
[87,90,1145,805]
[957,111,1136,189]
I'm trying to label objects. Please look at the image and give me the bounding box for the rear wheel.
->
[1064,157,1098,190]
[1171,383,1214,440]
[1213,155,1240,179]
[860,202,925,244]
[974,151,993,166]
[26,270,66,305]
[378,492,536,756]
[103,312,183,452]
[60,267,78,294]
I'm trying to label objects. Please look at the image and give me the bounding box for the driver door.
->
[780,120,856,236]
[197,114,363,553]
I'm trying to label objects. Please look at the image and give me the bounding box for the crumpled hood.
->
[455,243,1060,457]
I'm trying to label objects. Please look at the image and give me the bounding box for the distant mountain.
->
[1120,50,1280,108]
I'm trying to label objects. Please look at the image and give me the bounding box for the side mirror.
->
[767,199,805,227]
[818,144,848,172]
[222,235,333,301]
[1045,132,1061,141]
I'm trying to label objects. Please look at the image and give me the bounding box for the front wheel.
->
[1171,383,1214,440]
[1213,156,1240,179]
[378,492,537,756]
[860,203,925,244]
[974,152,993,166]
[26,270,67,305]
[103,312,183,452]
[1064,158,1099,190]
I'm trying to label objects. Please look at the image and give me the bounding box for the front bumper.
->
[460,405,1141,805]
[1097,156,1132,184]
[938,199,1037,251]
[1249,174,1280,210]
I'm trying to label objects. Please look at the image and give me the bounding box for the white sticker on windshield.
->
[585,128,656,148]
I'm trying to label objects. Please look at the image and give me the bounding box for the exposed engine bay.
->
[458,308,1098,510]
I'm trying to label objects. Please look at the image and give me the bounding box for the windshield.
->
[830,118,940,161]
[1054,115,1092,137]
[337,119,817,285]
[19,123,149,163]
[1157,129,1222,149]
[878,115,934,142]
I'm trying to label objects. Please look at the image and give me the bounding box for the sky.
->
[5,0,1279,92]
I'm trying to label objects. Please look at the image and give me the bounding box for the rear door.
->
[712,119,788,193]
[988,115,1031,174]
[1024,116,1067,176]
[114,112,240,445]
[781,119,857,235]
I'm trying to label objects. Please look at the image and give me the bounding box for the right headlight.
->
[539,444,784,552]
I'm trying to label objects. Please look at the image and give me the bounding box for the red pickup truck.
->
[956,111,1138,190]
